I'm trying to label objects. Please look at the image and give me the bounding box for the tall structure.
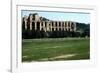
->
[22,13,76,32]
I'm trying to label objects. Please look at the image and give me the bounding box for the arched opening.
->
[22,21,25,30]
[68,22,70,27]
[59,22,61,27]
[55,22,57,27]
[71,22,74,29]
[37,22,40,30]
[32,22,35,30]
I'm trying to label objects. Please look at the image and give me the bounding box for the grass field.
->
[22,38,90,62]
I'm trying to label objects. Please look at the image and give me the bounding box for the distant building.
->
[22,13,76,32]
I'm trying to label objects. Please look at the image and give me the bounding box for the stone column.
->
[57,21,59,31]
[29,14,33,30]
[30,22,32,30]
[50,22,52,31]
[67,21,69,31]
[74,22,76,31]
[25,20,27,30]
[51,22,53,31]
[70,21,72,31]
[61,22,62,30]
[47,21,50,31]
[43,21,46,31]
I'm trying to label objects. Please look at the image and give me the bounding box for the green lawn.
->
[22,38,90,62]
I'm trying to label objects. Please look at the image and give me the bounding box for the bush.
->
[22,29,89,39]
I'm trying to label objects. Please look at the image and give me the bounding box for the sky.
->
[22,10,90,24]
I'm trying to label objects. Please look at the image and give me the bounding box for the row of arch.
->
[22,21,76,32]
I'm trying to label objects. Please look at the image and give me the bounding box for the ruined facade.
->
[22,13,76,32]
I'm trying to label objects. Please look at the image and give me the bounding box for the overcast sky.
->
[22,10,90,24]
